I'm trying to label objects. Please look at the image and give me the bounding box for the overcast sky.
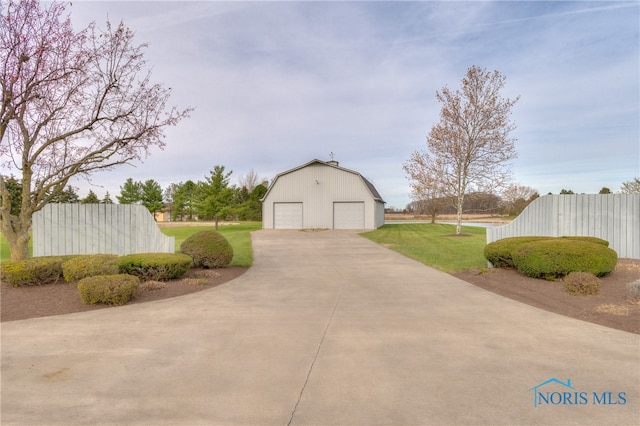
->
[67,1,639,209]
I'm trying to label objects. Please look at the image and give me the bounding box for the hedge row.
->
[2,253,194,287]
[2,229,233,287]
[0,256,75,287]
[484,236,617,280]
[2,230,234,306]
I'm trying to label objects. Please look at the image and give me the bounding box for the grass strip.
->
[361,223,487,273]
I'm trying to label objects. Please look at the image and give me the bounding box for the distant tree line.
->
[404,187,538,223]
[160,166,267,222]
[1,166,268,222]
[117,166,268,222]
[404,179,640,222]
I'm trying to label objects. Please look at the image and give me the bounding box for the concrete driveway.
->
[2,230,639,425]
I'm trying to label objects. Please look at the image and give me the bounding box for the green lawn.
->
[0,222,262,267]
[360,223,488,273]
[0,234,9,261]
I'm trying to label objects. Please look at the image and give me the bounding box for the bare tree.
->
[404,66,519,234]
[403,160,448,223]
[237,169,260,192]
[502,184,538,216]
[620,177,640,194]
[0,0,192,260]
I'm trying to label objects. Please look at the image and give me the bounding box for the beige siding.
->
[263,163,382,229]
[374,200,385,228]
[487,194,640,259]
[33,204,174,256]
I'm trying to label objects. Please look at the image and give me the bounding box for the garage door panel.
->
[334,202,365,229]
[274,203,303,229]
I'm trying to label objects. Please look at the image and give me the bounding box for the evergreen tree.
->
[233,184,267,221]
[196,166,233,223]
[247,184,267,220]
[140,179,164,217]
[171,180,198,221]
[102,191,114,204]
[117,178,142,204]
[50,186,80,203]
[81,190,100,204]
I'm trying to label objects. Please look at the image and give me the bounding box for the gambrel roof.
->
[262,159,385,203]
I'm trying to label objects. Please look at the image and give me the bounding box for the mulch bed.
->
[455,259,640,335]
[1,267,247,322]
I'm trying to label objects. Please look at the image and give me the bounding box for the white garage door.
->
[334,202,365,229]
[274,203,303,229]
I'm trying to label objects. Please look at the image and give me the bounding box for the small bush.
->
[62,254,120,282]
[180,230,234,268]
[563,272,602,295]
[0,256,70,287]
[118,253,193,281]
[627,280,640,302]
[77,274,140,305]
[512,239,617,280]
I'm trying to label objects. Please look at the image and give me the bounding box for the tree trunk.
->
[2,220,30,261]
[456,193,465,235]
[10,230,30,261]
[1,179,32,261]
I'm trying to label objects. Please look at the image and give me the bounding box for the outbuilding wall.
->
[262,162,383,230]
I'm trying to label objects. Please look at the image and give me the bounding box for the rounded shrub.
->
[484,237,553,268]
[484,236,611,268]
[180,230,234,268]
[512,239,617,280]
[1,256,71,287]
[62,254,120,282]
[77,274,140,305]
[118,253,193,281]
[563,272,602,296]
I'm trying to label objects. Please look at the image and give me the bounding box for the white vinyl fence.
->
[487,194,640,259]
[33,204,174,257]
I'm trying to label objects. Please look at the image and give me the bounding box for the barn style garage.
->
[261,159,385,230]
